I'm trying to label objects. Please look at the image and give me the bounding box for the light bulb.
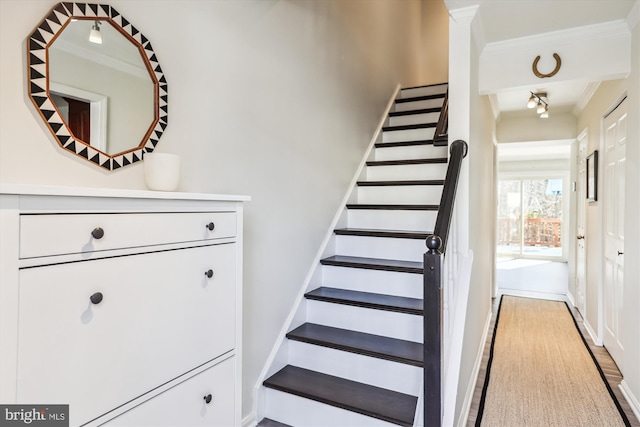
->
[527,94,537,109]
[536,102,546,114]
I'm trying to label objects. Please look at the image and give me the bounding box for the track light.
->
[89,20,102,44]
[527,92,549,119]
[540,106,549,119]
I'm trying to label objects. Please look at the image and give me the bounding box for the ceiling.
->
[445,0,637,115]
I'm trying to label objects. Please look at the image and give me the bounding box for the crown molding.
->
[572,82,601,116]
[488,93,501,120]
[449,5,479,24]
[51,40,150,80]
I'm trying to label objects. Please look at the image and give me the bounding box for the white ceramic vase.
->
[144,153,181,191]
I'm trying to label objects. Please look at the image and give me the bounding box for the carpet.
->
[475,296,631,427]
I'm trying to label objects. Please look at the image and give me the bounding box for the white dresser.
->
[0,185,248,426]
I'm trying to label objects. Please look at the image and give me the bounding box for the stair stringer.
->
[251,84,402,425]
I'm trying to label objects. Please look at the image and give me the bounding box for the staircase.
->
[259,83,449,427]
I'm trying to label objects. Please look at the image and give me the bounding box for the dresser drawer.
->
[16,243,237,426]
[19,211,236,259]
[102,357,236,427]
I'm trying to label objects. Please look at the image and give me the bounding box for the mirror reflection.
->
[48,19,155,155]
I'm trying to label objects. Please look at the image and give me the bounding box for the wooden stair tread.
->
[382,123,437,132]
[394,93,445,103]
[320,255,423,274]
[287,323,423,366]
[374,140,437,148]
[334,227,430,239]
[305,287,423,315]
[388,107,442,117]
[357,179,444,186]
[402,82,447,90]
[263,365,417,426]
[366,158,447,167]
[256,418,293,427]
[346,204,438,211]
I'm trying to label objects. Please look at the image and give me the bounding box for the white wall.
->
[622,3,640,413]
[497,110,577,144]
[577,61,640,414]
[0,0,430,421]
[457,32,495,427]
[447,6,495,424]
[576,78,626,340]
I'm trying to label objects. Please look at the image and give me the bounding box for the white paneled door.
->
[603,97,627,372]
[576,131,587,317]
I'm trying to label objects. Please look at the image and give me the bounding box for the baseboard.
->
[583,318,601,346]
[248,83,402,423]
[457,308,493,427]
[620,380,640,423]
[566,291,576,307]
[242,413,258,427]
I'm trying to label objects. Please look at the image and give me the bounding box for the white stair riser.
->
[387,111,440,127]
[335,234,427,262]
[264,389,398,427]
[347,209,437,232]
[307,300,422,342]
[394,98,443,112]
[374,144,448,161]
[357,185,443,205]
[320,265,423,299]
[366,163,448,181]
[382,127,435,143]
[399,84,448,98]
[288,341,422,395]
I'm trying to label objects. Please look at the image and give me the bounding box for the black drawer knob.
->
[203,394,212,404]
[205,269,214,278]
[90,292,103,305]
[91,227,105,239]
[206,222,215,231]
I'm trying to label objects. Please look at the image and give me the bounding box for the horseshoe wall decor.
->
[532,53,562,78]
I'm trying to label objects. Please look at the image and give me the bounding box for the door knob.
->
[576,235,585,239]
[618,251,624,256]
[91,227,105,239]
[203,394,213,404]
[90,292,104,305]
[205,269,214,278]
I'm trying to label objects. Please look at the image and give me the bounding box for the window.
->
[497,177,565,259]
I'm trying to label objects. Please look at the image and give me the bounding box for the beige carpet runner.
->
[476,296,630,427]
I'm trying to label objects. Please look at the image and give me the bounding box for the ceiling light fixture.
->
[89,20,102,44]
[527,91,549,119]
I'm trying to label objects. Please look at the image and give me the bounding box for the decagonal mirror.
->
[27,2,168,170]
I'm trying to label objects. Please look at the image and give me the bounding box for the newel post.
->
[423,235,443,427]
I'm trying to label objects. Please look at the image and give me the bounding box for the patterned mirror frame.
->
[27,2,168,170]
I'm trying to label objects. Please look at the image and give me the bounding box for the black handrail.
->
[433,90,448,147]
[423,138,468,427]
[433,140,468,253]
